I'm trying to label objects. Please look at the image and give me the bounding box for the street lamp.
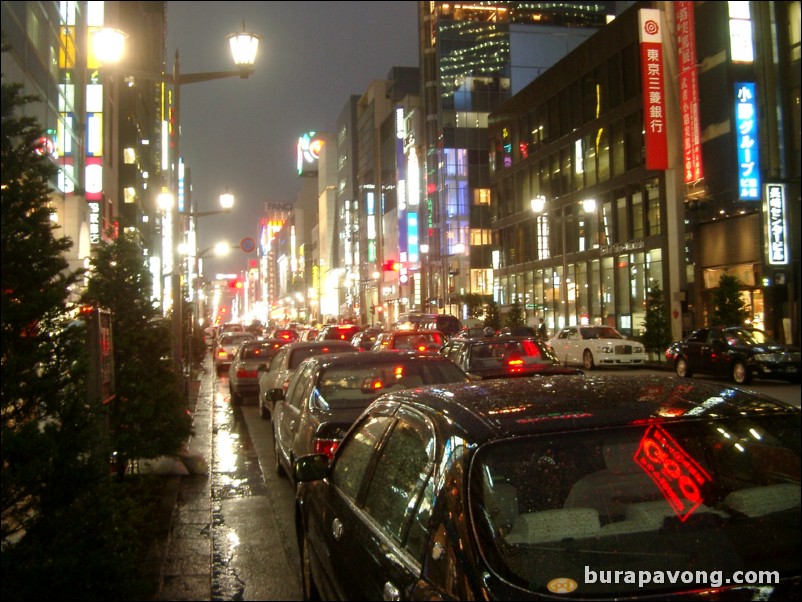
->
[96,23,260,381]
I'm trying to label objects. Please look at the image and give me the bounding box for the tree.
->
[506,299,526,327]
[1,71,107,544]
[641,283,672,360]
[81,232,192,479]
[483,299,501,330]
[711,273,749,326]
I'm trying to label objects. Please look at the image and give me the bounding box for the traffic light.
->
[382,260,401,272]
[228,278,244,290]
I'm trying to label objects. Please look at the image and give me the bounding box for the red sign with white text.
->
[639,9,668,171]
[675,1,703,183]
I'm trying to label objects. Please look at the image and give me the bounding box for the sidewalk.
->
[152,368,215,601]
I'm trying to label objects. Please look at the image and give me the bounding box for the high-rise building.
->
[419,1,629,318]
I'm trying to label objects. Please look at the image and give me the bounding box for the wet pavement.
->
[154,359,302,601]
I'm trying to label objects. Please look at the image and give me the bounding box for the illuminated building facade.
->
[419,1,623,319]
[489,1,800,344]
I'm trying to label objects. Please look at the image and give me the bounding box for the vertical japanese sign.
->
[735,82,761,201]
[639,8,668,171]
[765,184,788,265]
[675,1,703,183]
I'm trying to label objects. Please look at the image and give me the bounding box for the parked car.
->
[350,328,384,351]
[316,323,361,342]
[440,335,580,379]
[666,325,801,385]
[371,329,446,352]
[294,374,801,601]
[272,351,469,482]
[227,339,290,406]
[548,325,646,369]
[258,340,359,419]
[393,313,463,339]
[213,332,256,373]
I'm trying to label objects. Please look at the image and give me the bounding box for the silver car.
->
[213,332,255,374]
[258,340,357,419]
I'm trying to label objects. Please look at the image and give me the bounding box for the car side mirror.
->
[268,388,284,402]
[294,453,330,482]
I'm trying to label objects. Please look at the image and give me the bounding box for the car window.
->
[332,415,394,500]
[270,348,287,370]
[363,411,434,545]
[470,415,801,596]
[287,362,317,411]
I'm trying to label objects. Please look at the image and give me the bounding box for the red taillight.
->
[281,333,291,340]
[313,438,340,459]
[507,358,524,366]
[235,369,257,378]
[217,349,228,358]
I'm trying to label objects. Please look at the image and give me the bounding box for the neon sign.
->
[635,424,711,521]
[735,82,760,201]
[765,184,788,265]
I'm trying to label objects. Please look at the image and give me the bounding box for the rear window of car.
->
[316,360,467,403]
[471,415,801,596]
[241,342,283,360]
[392,332,443,350]
[288,344,357,369]
[321,325,360,340]
[221,334,253,345]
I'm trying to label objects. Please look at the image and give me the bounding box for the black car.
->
[440,335,578,379]
[294,375,801,601]
[316,323,361,342]
[271,351,469,482]
[666,326,801,384]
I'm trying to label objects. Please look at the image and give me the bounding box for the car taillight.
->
[235,369,257,378]
[313,438,340,459]
[217,349,228,358]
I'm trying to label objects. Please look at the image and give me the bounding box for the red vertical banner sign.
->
[639,8,668,171]
[675,1,703,183]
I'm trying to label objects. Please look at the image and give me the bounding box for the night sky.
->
[165,1,419,276]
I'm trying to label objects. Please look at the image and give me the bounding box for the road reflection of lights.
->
[216,431,240,473]
[227,530,240,550]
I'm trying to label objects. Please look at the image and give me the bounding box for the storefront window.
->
[590,259,601,324]
[576,262,589,325]
[616,254,632,336]
[630,252,646,338]
[632,186,644,240]
[646,178,661,236]
[601,257,615,326]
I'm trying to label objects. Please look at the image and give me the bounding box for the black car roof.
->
[379,375,799,443]
[283,340,357,349]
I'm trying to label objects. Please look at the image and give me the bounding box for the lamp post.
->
[96,24,260,382]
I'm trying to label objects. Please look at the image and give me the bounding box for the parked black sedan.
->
[666,325,801,384]
[294,375,801,601]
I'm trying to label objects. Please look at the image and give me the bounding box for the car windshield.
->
[580,326,624,340]
[470,415,800,596]
[725,328,780,347]
[315,360,466,406]
[288,345,356,369]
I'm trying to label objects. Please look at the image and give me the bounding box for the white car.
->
[548,325,646,369]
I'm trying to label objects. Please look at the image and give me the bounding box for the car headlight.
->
[600,345,614,353]
[633,346,644,353]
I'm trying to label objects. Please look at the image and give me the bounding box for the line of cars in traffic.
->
[210,317,800,600]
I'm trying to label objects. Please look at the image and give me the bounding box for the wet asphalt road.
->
[210,366,302,601]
